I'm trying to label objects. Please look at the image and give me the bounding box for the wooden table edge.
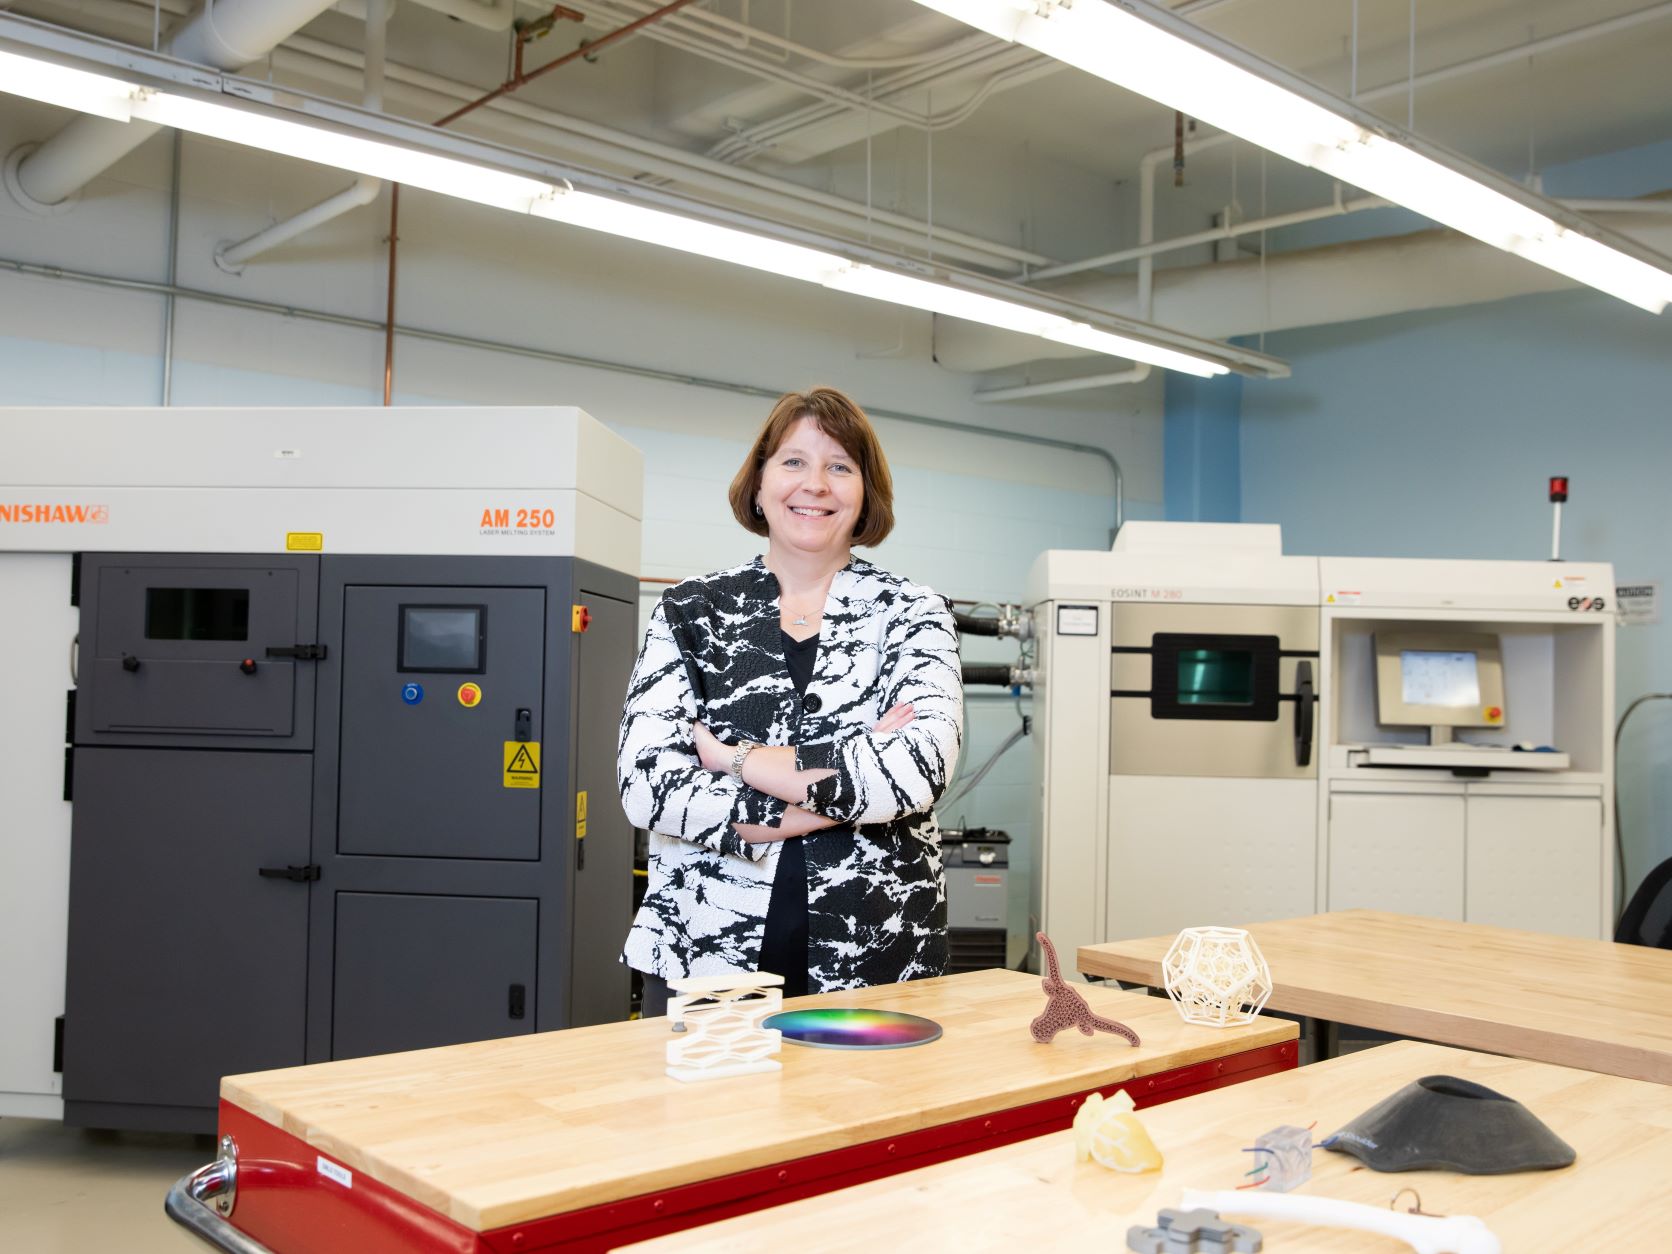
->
[1075,946,1671,1085]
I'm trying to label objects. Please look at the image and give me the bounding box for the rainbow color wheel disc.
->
[763,1008,943,1050]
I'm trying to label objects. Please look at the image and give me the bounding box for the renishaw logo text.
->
[0,503,110,524]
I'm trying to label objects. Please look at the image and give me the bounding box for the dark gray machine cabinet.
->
[75,553,321,749]
[337,585,546,860]
[306,556,638,1065]
[566,584,637,1027]
[63,749,311,1132]
[332,894,538,1060]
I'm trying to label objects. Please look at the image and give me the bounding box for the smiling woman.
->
[618,388,964,1012]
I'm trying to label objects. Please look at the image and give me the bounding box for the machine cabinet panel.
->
[63,749,310,1125]
[566,589,636,1027]
[77,554,319,748]
[1106,776,1317,940]
[331,893,538,1060]
[1328,793,1465,920]
[1465,796,1604,938]
[337,585,546,860]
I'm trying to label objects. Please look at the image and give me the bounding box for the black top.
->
[758,631,820,997]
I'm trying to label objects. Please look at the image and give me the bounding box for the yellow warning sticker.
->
[576,790,588,822]
[286,532,324,551]
[575,820,588,841]
[504,741,541,789]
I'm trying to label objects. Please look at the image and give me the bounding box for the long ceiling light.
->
[0,36,1286,379]
[910,0,1672,314]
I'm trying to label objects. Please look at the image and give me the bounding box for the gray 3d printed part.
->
[1126,1208,1263,1253]
[1324,1074,1576,1174]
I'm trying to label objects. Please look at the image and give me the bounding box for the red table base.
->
[218,1038,1296,1252]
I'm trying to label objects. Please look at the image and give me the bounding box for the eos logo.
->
[1567,596,1607,612]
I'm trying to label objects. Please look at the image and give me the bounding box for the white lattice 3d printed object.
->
[1162,927,1273,1027]
[665,973,784,1083]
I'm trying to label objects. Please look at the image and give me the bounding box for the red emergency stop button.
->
[1487,706,1502,721]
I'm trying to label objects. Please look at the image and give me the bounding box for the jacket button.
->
[803,693,823,714]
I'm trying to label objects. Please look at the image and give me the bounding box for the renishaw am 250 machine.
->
[0,406,642,1132]
[1028,523,1615,969]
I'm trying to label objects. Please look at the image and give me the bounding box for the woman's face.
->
[757,415,864,557]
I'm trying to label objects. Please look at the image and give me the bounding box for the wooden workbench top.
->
[1078,910,1672,1083]
[221,969,1294,1231]
[625,1040,1672,1252]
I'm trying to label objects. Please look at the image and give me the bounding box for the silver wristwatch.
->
[729,740,760,780]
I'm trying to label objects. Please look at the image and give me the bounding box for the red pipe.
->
[382,0,701,404]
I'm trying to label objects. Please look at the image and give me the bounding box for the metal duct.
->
[935,213,1672,374]
[9,0,341,209]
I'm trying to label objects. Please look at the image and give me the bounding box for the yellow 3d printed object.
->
[1074,1089,1163,1173]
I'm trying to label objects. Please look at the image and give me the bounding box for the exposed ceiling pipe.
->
[937,210,1672,374]
[1032,2,1672,285]
[974,366,1149,402]
[32,0,1056,272]
[404,0,514,31]
[954,1,1672,387]
[214,0,390,272]
[6,0,342,210]
[263,21,1055,270]
[1042,181,1388,280]
[214,174,385,273]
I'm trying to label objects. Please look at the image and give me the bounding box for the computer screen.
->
[1374,630,1506,729]
[1400,650,1481,709]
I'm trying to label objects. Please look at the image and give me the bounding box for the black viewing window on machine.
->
[145,587,251,641]
[1148,632,1281,722]
[1177,648,1255,707]
[399,605,486,673]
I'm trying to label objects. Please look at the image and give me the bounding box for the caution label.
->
[503,741,541,789]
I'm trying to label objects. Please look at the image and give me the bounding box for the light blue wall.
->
[1163,372,1244,521]
[1233,252,1672,906]
[1160,138,1672,903]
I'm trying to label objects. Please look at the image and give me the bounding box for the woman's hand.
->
[874,702,916,734]
[692,721,732,774]
[736,805,838,844]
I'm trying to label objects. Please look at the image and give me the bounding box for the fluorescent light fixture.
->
[132,93,553,212]
[912,0,1672,314]
[0,48,136,121]
[0,38,1249,375]
[529,191,846,283]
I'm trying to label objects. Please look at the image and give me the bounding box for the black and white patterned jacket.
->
[618,554,963,992]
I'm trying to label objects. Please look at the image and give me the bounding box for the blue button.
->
[401,683,424,705]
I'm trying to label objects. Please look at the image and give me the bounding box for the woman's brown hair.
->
[728,387,895,547]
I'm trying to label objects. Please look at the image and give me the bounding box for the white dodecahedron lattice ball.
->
[1161,927,1272,1027]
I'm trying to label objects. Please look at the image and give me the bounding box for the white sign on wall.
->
[1616,581,1660,626]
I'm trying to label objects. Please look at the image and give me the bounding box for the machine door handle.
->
[1294,660,1316,768]
[514,707,533,742]
[121,653,141,672]
[265,644,327,661]
[258,864,321,883]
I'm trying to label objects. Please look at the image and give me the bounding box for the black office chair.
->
[1615,855,1672,949]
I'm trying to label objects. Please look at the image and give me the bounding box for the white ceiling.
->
[11,0,1672,279]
